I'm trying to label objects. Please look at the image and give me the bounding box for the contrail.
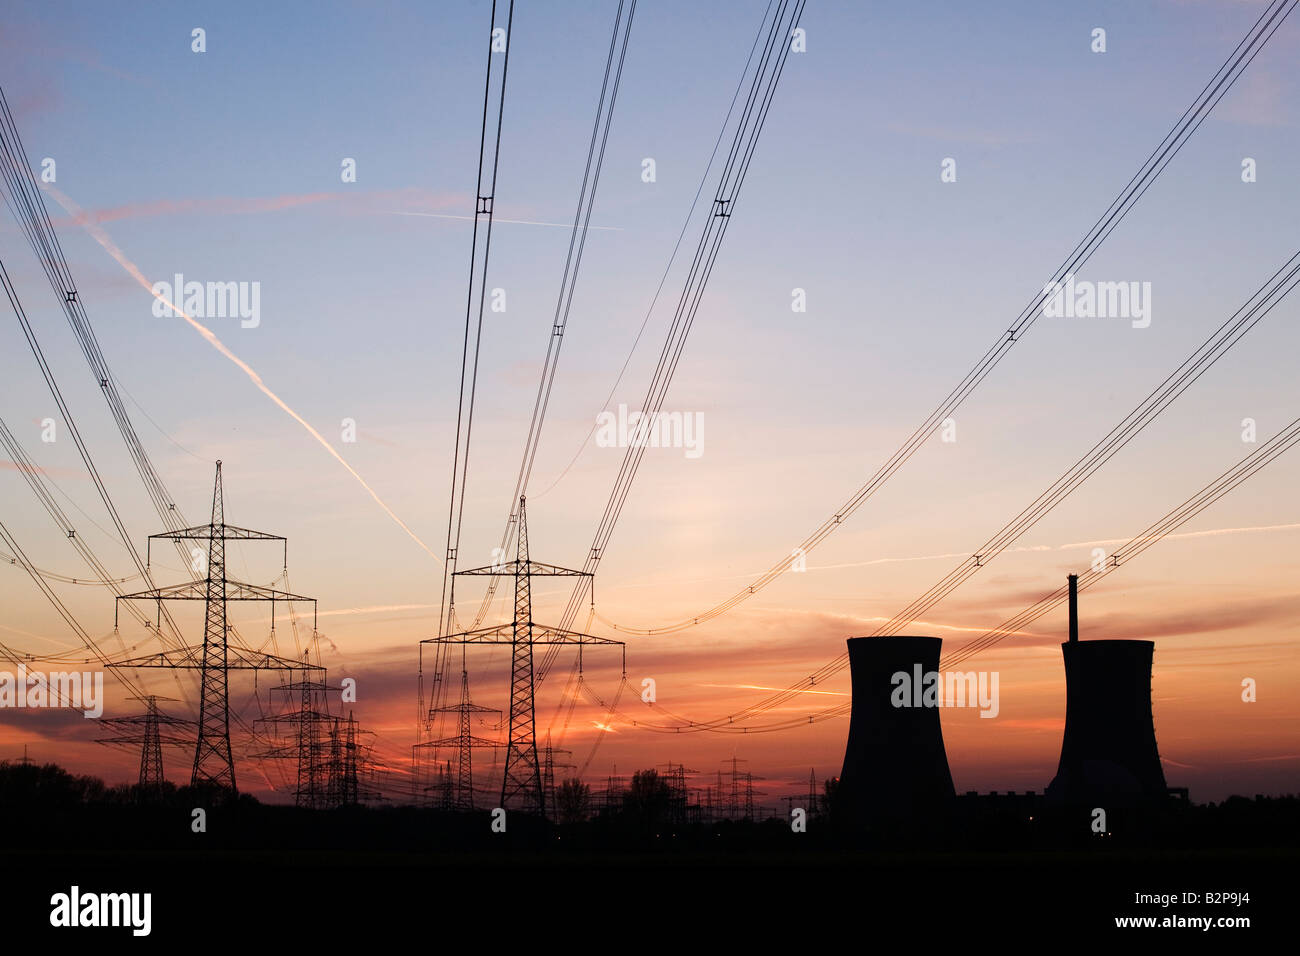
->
[601,521,1300,593]
[699,682,847,697]
[316,603,441,618]
[1058,522,1300,551]
[43,185,440,563]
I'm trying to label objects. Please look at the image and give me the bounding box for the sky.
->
[0,0,1297,805]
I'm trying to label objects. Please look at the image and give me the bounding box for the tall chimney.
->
[1068,573,1079,643]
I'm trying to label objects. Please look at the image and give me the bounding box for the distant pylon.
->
[340,711,360,806]
[425,669,500,809]
[296,670,322,807]
[659,761,697,824]
[139,697,163,788]
[435,760,454,810]
[422,496,623,817]
[250,658,338,809]
[325,719,343,806]
[96,695,194,795]
[541,732,574,819]
[457,678,475,807]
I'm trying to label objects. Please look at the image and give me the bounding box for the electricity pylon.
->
[252,656,338,808]
[423,496,623,816]
[96,695,194,794]
[542,732,574,820]
[423,669,500,809]
[109,461,320,793]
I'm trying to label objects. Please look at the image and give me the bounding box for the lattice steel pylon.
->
[504,499,540,809]
[426,669,499,809]
[140,699,163,787]
[324,719,343,807]
[251,657,338,808]
[96,695,194,794]
[340,711,359,806]
[195,460,233,787]
[542,732,574,821]
[423,496,623,816]
[109,461,320,794]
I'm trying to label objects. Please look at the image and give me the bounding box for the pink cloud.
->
[47,187,467,229]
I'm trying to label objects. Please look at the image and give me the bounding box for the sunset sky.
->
[1,0,1297,805]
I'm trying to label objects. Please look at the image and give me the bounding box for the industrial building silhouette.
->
[1046,574,1168,807]
[837,635,956,824]
[837,574,1171,827]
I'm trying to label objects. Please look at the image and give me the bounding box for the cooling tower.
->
[837,636,956,825]
[1046,577,1168,807]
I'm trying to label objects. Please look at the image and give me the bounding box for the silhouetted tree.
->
[623,769,672,832]
[556,777,590,824]
[0,760,106,809]
[822,775,840,817]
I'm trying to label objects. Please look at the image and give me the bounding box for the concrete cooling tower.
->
[837,635,956,825]
[1046,575,1169,807]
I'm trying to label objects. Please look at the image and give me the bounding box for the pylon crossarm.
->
[415,734,501,749]
[422,622,622,646]
[455,560,591,577]
[107,646,322,671]
[253,710,336,726]
[97,714,194,728]
[428,702,500,714]
[117,580,314,604]
[149,524,284,543]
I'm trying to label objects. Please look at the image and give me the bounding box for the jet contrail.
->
[599,521,1300,594]
[1058,522,1300,551]
[315,603,441,618]
[43,185,440,563]
[699,682,848,697]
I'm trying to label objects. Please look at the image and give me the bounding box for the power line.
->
[590,0,1298,637]
[584,408,1300,735]
[423,0,518,746]
[467,0,638,637]
[528,0,772,503]
[0,519,150,702]
[582,250,1300,734]
[553,0,808,655]
[0,255,190,649]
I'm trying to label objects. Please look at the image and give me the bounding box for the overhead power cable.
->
[589,0,1298,637]
[0,255,191,650]
[0,519,150,701]
[578,411,1300,736]
[422,0,517,735]
[0,81,273,670]
[552,0,808,656]
[592,248,1300,732]
[467,0,638,636]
